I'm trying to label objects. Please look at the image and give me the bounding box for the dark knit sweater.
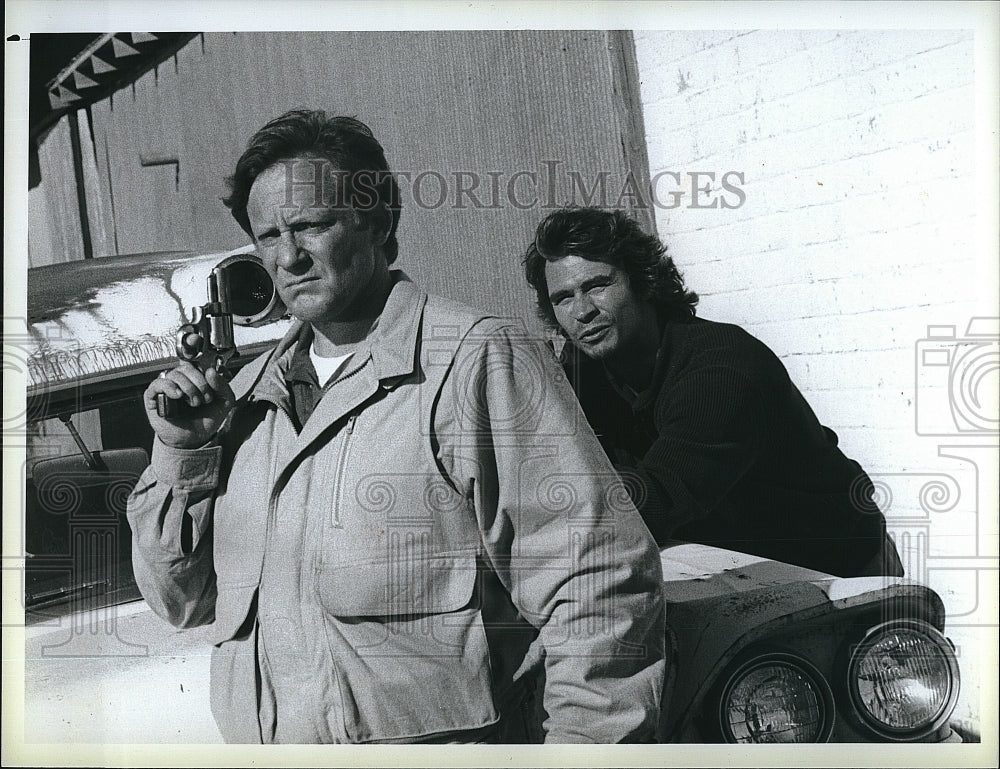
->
[564,316,902,578]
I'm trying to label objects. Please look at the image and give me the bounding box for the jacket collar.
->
[231,270,426,405]
[365,270,426,384]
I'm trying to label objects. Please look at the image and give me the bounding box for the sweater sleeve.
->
[441,321,667,743]
[632,364,768,542]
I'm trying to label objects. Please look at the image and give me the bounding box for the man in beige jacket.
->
[128,109,666,743]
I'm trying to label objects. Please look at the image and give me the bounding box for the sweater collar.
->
[601,320,674,411]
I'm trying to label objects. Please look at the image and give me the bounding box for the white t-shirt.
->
[309,345,353,387]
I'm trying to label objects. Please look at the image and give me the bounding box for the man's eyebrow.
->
[580,274,614,289]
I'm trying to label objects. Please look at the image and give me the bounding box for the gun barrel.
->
[209,267,233,313]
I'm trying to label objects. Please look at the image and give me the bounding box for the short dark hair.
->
[523,207,698,329]
[224,109,401,264]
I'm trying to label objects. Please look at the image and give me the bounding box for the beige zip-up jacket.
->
[127,272,666,743]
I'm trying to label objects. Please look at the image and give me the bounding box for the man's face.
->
[544,254,654,362]
[247,157,386,325]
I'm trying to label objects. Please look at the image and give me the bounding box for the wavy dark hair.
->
[523,207,698,329]
[223,109,402,264]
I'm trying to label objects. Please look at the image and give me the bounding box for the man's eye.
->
[256,232,279,246]
[293,221,331,234]
[552,295,571,306]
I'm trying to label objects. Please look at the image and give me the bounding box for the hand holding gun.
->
[156,267,239,419]
[143,253,285,449]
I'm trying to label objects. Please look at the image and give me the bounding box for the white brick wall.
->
[635,28,985,487]
[635,29,995,729]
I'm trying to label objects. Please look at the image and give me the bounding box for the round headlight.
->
[214,254,286,327]
[848,620,960,739]
[719,653,834,743]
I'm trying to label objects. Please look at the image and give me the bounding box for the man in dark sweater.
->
[523,207,903,578]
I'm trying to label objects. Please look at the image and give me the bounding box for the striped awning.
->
[36,32,197,132]
[28,32,198,189]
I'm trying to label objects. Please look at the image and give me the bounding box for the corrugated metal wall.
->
[34,31,647,329]
[29,119,87,265]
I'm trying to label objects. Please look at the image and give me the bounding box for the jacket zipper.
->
[331,413,357,527]
[258,398,298,587]
[251,388,357,743]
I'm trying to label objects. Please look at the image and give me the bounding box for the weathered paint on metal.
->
[26,246,292,396]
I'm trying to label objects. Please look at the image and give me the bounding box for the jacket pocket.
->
[315,551,476,617]
[315,551,500,742]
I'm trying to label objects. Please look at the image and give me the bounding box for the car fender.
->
[658,542,947,740]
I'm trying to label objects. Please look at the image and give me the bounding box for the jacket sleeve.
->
[125,438,220,629]
[440,321,667,743]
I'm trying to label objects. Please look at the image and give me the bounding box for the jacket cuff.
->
[150,437,222,490]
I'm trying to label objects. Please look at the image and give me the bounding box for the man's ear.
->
[361,202,392,246]
[374,202,393,245]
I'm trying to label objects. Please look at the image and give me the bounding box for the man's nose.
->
[275,231,308,271]
[571,294,598,322]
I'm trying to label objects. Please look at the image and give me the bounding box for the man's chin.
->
[575,338,616,361]
[286,304,333,325]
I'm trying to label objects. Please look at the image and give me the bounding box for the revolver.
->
[156,253,285,418]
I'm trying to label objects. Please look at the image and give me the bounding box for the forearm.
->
[126,438,220,628]
[443,322,667,742]
[541,560,666,743]
[491,331,667,741]
[478,465,667,743]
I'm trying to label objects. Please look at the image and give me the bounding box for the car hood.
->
[660,541,936,608]
[23,246,293,398]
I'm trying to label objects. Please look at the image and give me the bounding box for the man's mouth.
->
[578,325,610,343]
[282,276,319,291]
